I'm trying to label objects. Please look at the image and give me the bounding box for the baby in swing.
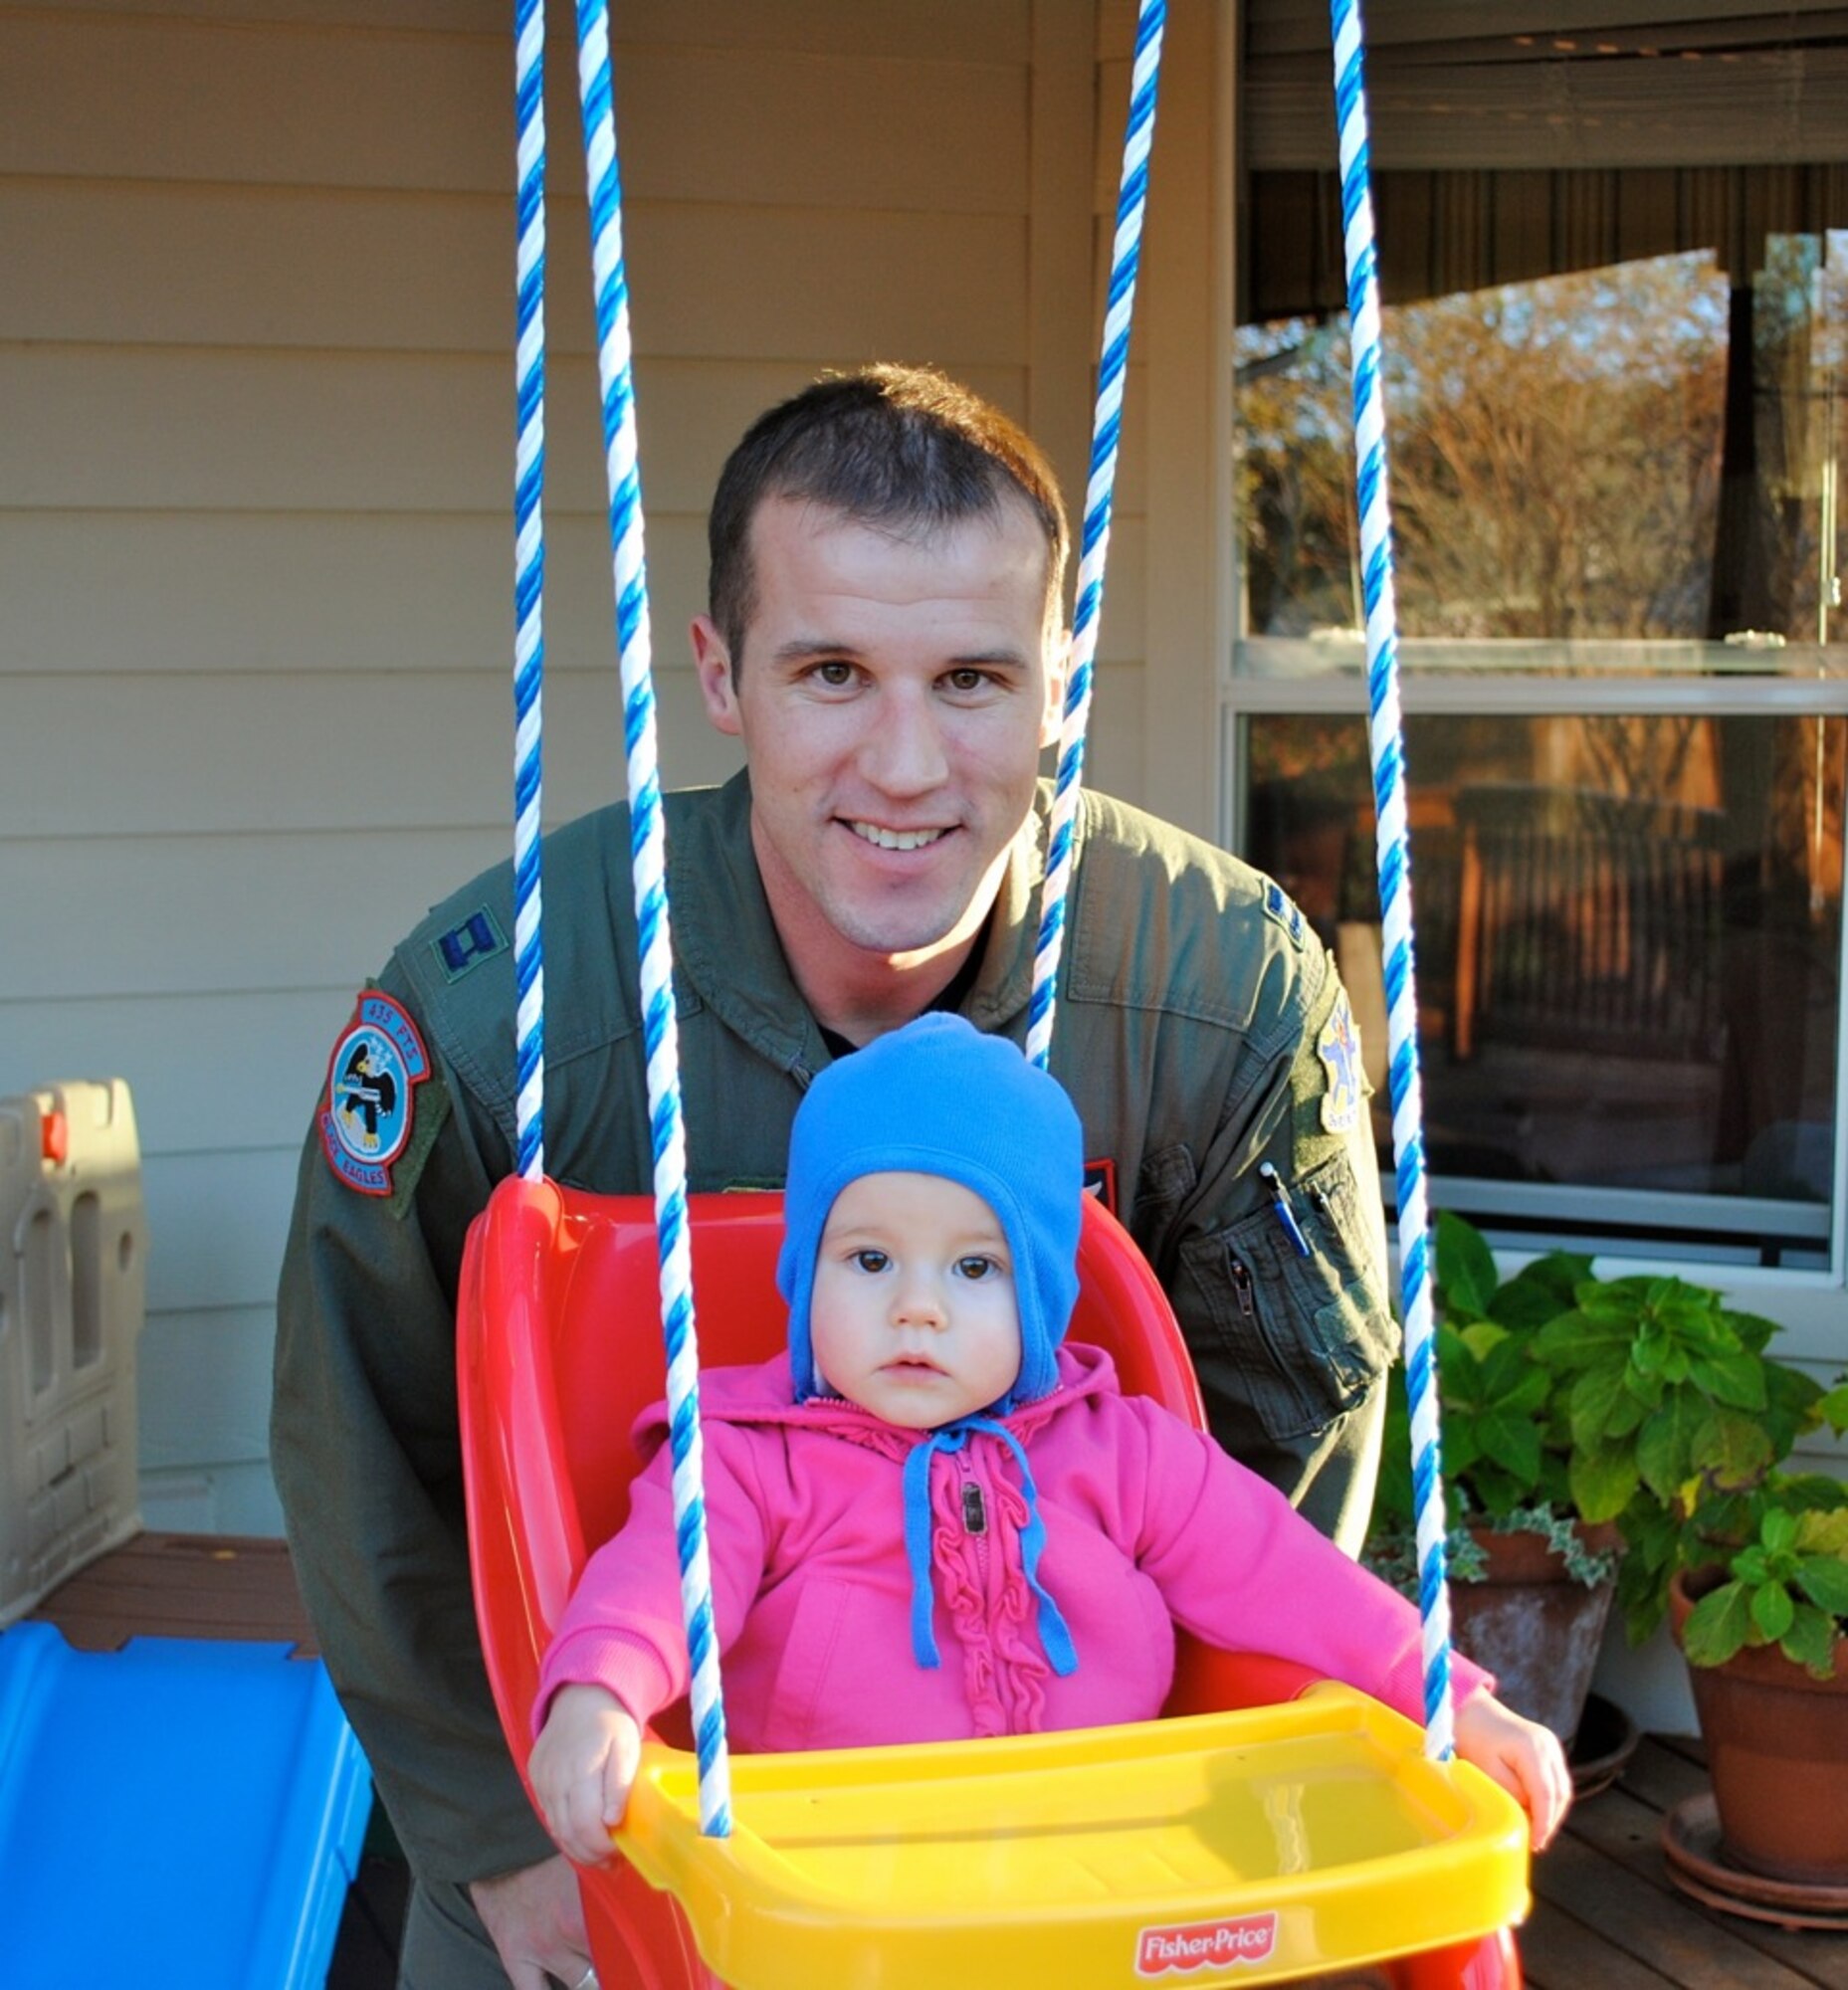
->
[528,1014,1570,1865]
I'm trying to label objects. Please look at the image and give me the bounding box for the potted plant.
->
[1367,1213,1625,1751]
[1661,1418,1848,1888]
[1368,1213,1846,1778]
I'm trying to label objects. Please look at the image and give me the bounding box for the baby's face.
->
[809,1171,1022,1427]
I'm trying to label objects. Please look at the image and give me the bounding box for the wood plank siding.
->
[1,0,1150,1526]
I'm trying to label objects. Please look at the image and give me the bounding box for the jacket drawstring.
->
[901,1417,1078,1678]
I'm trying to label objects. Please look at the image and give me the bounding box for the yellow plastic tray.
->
[615,1685,1531,1989]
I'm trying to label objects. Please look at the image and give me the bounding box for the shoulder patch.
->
[318,991,432,1196]
[431,905,510,983]
[1262,880,1306,950]
[1317,991,1363,1135]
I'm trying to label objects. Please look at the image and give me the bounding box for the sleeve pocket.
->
[1176,1148,1396,1444]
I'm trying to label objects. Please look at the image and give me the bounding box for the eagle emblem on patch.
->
[1317,992,1362,1134]
[319,992,431,1196]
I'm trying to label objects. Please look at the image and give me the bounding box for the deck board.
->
[1523,1737,1848,1990]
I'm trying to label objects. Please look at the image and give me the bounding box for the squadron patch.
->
[319,992,432,1196]
[1317,991,1362,1135]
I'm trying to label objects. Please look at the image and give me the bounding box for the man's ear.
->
[1040,627,1073,751]
[692,616,742,735]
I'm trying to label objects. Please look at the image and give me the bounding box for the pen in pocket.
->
[1258,1161,1311,1258]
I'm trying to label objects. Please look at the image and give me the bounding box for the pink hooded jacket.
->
[536,1343,1489,1750]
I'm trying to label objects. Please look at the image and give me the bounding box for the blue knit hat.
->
[778,1013,1083,1415]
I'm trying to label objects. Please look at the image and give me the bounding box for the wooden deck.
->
[26,1534,1848,1989]
[1522,1734,1848,1990]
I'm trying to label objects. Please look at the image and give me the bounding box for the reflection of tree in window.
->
[1237,254,1728,642]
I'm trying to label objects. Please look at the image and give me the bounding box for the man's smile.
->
[847,821,951,853]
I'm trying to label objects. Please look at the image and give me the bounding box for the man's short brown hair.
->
[708,364,1071,671]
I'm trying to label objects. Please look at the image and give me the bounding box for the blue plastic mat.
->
[0,1623,370,1985]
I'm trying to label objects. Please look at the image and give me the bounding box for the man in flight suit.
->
[273,365,1396,1990]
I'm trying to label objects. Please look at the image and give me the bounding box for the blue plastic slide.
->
[0,1623,370,1985]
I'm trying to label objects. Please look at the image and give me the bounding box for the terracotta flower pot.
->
[1669,1566,1848,1886]
[1446,1523,1620,1748]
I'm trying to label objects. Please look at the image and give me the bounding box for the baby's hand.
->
[528,1684,644,1866]
[1453,1690,1573,1853]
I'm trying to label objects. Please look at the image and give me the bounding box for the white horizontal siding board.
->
[0,828,511,1001]
[2,190,1028,355]
[605,47,1028,216]
[1,16,1025,213]
[1,668,739,837]
[68,0,1028,63]
[140,1146,299,1313]
[0,181,527,353]
[0,12,512,192]
[138,1305,279,1470]
[624,208,1029,365]
[0,989,364,1159]
[0,512,705,679]
[1,345,1029,515]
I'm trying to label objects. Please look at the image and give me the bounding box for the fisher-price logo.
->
[1134,1912,1280,1976]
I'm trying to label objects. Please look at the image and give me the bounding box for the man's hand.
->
[468,1854,592,1990]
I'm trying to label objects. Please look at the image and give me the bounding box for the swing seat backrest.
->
[457,1175,1245,1760]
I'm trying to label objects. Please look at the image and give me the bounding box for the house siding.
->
[2,0,1154,1528]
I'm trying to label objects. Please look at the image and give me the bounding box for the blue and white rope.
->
[512,0,546,1181]
[1329,0,1454,1761]
[572,0,731,1836]
[1027,0,1166,1071]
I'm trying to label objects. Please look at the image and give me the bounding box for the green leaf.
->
[1573,1278,1651,1327]
[1796,1555,1848,1619]
[1725,1308,1781,1357]
[1796,1508,1848,1557]
[1489,1251,1593,1333]
[1538,1305,1638,1367]
[1761,1507,1799,1555]
[1686,1350,1768,1413]
[1782,1604,1842,1680]
[1475,1411,1543,1488]
[1637,1396,1712,1500]
[1820,1383,1848,1435]
[1570,1451,1640,1526]
[1682,1582,1755,1667]
[1750,1580,1795,1642]
[1435,1211,1500,1319]
[1698,1407,1777,1490]
[1567,1362,1632,1448]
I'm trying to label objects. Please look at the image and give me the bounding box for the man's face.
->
[694,496,1067,977]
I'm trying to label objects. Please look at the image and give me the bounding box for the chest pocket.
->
[1175,1147,1396,1444]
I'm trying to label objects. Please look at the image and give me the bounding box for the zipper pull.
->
[1259,1161,1312,1259]
[1229,1255,1257,1317]
[961,1484,987,1534]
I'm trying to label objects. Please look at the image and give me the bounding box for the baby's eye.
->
[851,1249,891,1274]
[955,1255,1002,1282]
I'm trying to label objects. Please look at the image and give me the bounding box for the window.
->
[1231,17,1848,1272]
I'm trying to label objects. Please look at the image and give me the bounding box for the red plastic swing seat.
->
[458,1177,1522,1989]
